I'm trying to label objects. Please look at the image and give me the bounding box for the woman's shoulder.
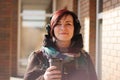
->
[28,49,45,63]
[80,49,90,58]
[29,49,42,57]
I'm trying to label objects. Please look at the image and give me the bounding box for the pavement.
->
[10,77,23,80]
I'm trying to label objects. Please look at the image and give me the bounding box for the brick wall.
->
[56,0,73,11]
[0,0,18,80]
[10,0,18,77]
[79,0,90,54]
[89,0,96,64]
[79,0,96,64]
[72,0,78,14]
[102,0,120,80]
[53,0,120,80]
[79,0,89,34]
[56,0,78,15]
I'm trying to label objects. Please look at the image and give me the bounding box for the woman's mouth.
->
[60,33,68,35]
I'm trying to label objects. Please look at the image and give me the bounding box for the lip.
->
[60,33,68,35]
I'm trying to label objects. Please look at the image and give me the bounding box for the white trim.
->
[21,13,52,17]
[97,13,103,19]
[96,19,102,80]
[96,0,103,80]
[96,2,99,80]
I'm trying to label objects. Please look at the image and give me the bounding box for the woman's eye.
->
[56,23,61,25]
[66,23,71,25]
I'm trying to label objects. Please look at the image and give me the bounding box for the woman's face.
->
[54,15,74,42]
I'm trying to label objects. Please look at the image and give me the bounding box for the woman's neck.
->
[55,40,71,49]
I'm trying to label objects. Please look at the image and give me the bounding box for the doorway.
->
[18,0,52,76]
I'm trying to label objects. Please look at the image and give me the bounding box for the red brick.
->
[0,0,18,79]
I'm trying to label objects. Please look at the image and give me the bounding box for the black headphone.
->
[46,12,81,37]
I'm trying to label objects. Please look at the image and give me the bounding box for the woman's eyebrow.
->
[66,21,72,22]
[58,20,73,23]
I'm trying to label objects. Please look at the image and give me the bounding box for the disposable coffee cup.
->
[49,58,63,71]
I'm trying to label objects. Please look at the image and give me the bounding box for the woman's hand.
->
[44,66,62,80]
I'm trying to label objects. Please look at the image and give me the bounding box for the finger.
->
[51,70,61,75]
[44,72,61,80]
[50,74,62,80]
[45,69,61,77]
[46,69,61,76]
[46,66,57,72]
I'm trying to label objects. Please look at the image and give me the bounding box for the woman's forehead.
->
[59,15,73,22]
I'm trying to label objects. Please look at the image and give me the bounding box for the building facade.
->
[0,0,120,80]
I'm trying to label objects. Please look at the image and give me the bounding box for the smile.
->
[60,33,68,35]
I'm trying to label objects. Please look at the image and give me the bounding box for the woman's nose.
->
[60,24,65,30]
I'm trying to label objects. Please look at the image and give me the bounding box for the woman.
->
[24,9,97,80]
